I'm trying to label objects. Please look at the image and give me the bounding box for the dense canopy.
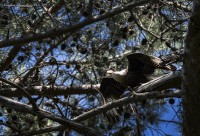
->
[0,0,192,135]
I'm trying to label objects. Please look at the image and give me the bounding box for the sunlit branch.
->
[0,84,99,97]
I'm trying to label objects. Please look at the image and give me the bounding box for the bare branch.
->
[0,84,99,97]
[0,71,181,97]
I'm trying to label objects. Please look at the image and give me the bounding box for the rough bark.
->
[183,0,200,135]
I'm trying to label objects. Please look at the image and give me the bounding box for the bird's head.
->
[105,69,127,84]
[106,70,114,77]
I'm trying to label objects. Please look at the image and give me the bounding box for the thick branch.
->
[137,71,181,93]
[72,72,182,123]
[12,71,182,135]
[0,84,99,97]
[79,91,182,121]
[28,88,182,136]
[0,71,181,97]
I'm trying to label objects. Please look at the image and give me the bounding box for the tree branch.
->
[72,72,182,123]
[0,77,39,110]
[0,72,181,97]
[12,71,182,135]
[0,96,101,135]
[136,71,181,93]
[0,0,158,48]
[0,46,22,73]
[0,84,99,97]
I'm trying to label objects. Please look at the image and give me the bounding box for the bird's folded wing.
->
[100,78,126,99]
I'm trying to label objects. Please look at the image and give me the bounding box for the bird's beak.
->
[106,70,114,74]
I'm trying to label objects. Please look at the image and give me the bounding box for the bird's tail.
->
[99,78,127,123]
[103,104,135,123]
[100,97,123,123]
[103,106,124,123]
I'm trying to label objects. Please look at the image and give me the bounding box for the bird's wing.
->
[100,78,126,99]
[100,78,126,123]
[126,53,176,75]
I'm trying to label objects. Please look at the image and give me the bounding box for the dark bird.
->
[99,53,176,123]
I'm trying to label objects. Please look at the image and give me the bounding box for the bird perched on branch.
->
[100,53,176,123]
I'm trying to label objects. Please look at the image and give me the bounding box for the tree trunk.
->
[183,0,200,135]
